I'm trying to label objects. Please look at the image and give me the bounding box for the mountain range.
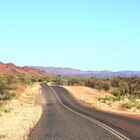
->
[34,67,140,78]
[1,61,140,78]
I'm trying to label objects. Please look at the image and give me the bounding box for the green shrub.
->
[0,91,15,101]
[122,102,135,109]
[111,88,124,96]
[102,81,111,91]
[98,95,124,103]
[136,104,140,109]
[3,108,12,113]
[131,91,140,98]
[122,101,140,110]
[67,78,85,86]
[0,74,17,101]
[19,77,32,85]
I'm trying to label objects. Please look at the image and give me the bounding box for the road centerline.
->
[51,86,130,140]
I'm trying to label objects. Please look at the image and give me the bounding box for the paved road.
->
[28,84,140,140]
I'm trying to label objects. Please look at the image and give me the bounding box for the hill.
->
[0,62,53,77]
[34,67,140,78]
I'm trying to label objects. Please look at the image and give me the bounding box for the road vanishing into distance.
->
[28,83,140,140]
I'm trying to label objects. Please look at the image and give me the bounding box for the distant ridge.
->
[34,67,140,78]
[0,62,53,77]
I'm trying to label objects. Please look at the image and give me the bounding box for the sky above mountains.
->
[0,0,140,71]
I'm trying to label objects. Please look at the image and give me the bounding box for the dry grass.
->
[0,83,42,140]
[64,86,140,119]
[64,86,109,102]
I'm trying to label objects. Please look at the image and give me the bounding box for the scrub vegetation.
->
[52,76,140,111]
[0,73,45,140]
[0,74,51,102]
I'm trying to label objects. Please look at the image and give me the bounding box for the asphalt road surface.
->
[28,83,140,140]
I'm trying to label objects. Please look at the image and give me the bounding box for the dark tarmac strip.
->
[28,83,140,140]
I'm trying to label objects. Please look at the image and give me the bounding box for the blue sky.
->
[0,0,140,71]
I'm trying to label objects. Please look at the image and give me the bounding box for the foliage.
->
[68,78,85,86]
[122,101,140,110]
[98,95,124,103]
[52,76,140,99]
[19,76,32,85]
[111,88,125,96]
[0,74,18,101]
[0,73,52,101]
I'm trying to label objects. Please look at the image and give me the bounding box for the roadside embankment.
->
[0,83,42,140]
[64,86,140,119]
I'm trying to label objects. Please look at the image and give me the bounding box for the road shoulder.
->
[0,83,42,140]
[63,86,140,119]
